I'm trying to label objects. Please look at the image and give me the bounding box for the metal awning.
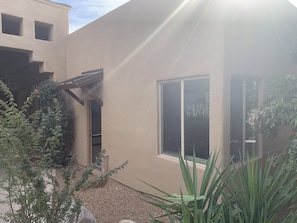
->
[58,69,103,106]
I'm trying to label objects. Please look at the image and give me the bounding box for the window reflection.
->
[161,78,209,161]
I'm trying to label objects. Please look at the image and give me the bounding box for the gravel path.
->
[0,168,167,223]
[76,178,166,223]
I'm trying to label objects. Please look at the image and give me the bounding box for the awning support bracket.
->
[64,89,84,106]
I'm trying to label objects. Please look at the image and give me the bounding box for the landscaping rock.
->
[67,205,96,223]
[118,220,137,223]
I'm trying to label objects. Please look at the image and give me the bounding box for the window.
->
[1,14,22,36]
[161,78,209,161]
[35,21,52,41]
[230,77,258,162]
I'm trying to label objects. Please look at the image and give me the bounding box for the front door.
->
[90,100,102,163]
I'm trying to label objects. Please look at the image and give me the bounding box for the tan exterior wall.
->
[66,0,297,193]
[0,0,69,80]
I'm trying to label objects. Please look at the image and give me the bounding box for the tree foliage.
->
[248,74,297,137]
[0,80,127,222]
[35,80,74,166]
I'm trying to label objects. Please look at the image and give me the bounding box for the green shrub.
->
[34,80,74,166]
[0,80,127,223]
[246,74,297,221]
[248,74,297,137]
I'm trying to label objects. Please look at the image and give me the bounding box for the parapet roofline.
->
[34,0,71,10]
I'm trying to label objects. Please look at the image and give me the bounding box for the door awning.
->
[57,69,103,106]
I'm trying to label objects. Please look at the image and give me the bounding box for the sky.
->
[290,0,297,7]
[54,0,297,33]
[53,0,130,33]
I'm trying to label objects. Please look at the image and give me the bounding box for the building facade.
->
[0,0,69,104]
[1,0,297,194]
[65,0,297,193]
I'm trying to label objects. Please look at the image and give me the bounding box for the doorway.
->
[230,77,258,161]
[90,100,102,163]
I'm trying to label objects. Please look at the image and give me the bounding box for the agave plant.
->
[143,152,297,223]
[229,154,297,223]
[142,153,234,223]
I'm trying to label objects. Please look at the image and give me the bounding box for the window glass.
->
[161,82,181,156]
[184,79,209,159]
[161,78,209,160]
[2,14,22,36]
[245,79,258,155]
[230,77,258,162]
[35,21,52,41]
[230,78,244,161]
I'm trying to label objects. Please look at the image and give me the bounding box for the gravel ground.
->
[0,168,166,223]
[75,178,166,223]
[56,166,168,223]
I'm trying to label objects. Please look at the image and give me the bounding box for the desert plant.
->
[228,154,297,223]
[0,80,127,223]
[143,152,297,223]
[143,153,234,223]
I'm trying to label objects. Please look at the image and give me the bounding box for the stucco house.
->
[1,0,297,194]
[0,0,69,103]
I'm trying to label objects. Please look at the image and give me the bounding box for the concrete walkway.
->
[0,169,55,222]
[0,187,11,221]
[0,170,11,222]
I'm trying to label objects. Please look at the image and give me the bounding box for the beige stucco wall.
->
[66,0,297,193]
[0,0,69,80]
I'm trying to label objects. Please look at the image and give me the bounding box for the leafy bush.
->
[248,74,297,138]
[0,80,127,223]
[34,80,74,166]
[247,74,297,218]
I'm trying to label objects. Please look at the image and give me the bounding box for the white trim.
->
[180,79,185,158]
[158,83,163,155]
[159,76,210,160]
[242,80,247,158]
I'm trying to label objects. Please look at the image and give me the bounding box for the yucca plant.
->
[229,154,297,223]
[142,153,235,223]
[143,151,297,223]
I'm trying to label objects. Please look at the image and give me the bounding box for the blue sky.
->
[54,0,297,33]
[53,0,130,33]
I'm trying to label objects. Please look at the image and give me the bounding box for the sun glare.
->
[289,0,297,7]
[108,0,192,78]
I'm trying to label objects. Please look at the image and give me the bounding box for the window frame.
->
[159,76,210,162]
